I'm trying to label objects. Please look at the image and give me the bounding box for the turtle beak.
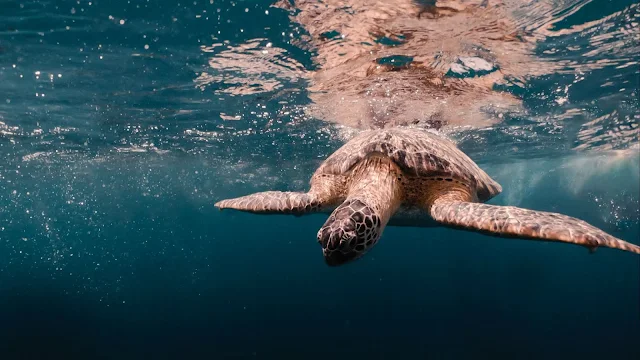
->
[323,249,358,266]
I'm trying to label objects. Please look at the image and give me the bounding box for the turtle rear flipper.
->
[429,200,640,255]
[215,191,324,215]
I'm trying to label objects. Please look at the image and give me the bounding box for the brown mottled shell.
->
[315,128,502,201]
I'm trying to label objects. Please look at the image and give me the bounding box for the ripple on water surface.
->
[0,1,638,358]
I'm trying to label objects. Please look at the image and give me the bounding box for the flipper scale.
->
[215,191,321,215]
[430,201,640,254]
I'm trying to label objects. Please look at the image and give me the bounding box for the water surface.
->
[0,0,638,359]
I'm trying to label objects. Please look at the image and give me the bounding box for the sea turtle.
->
[215,128,640,266]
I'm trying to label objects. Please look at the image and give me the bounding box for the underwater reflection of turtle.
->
[215,128,640,266]
[272,0,570,130]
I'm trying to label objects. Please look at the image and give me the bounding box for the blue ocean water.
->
[0,0,639,359]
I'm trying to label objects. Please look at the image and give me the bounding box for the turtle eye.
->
[342,219,356,232]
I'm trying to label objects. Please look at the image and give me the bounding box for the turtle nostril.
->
[317,227,330,245]
[348,235,357,248]
[338,231,356,249]
[327,233,342,250]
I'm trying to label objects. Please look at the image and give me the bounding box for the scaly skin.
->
[317,154,403,266]
[215,128,640,265]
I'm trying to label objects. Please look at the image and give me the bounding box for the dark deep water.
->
[0,0,639,359]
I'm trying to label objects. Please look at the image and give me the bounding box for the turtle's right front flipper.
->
[429,200,640,255]
[215,191,323,215]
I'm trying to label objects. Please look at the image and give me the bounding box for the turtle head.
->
[317,199,382,266]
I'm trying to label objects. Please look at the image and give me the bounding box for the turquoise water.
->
[1,0,639,359]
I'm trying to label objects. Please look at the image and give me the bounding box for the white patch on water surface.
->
[22,152,50,162]
[0,121,20,137]
[331,124,362,143]
[194,38,306,96]
[452,56,497,74]
[448,63,469,75]
[220,113,242,121]
[50,126,78,134]
[573,111,640,152]
[115,146,148,153]
[184,129,222,141]
[114,144,169,154]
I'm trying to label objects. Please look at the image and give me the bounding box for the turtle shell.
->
[315,128,502,201]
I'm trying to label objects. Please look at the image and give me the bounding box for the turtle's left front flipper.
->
[429,200,640,255]
[215,191,324,215]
